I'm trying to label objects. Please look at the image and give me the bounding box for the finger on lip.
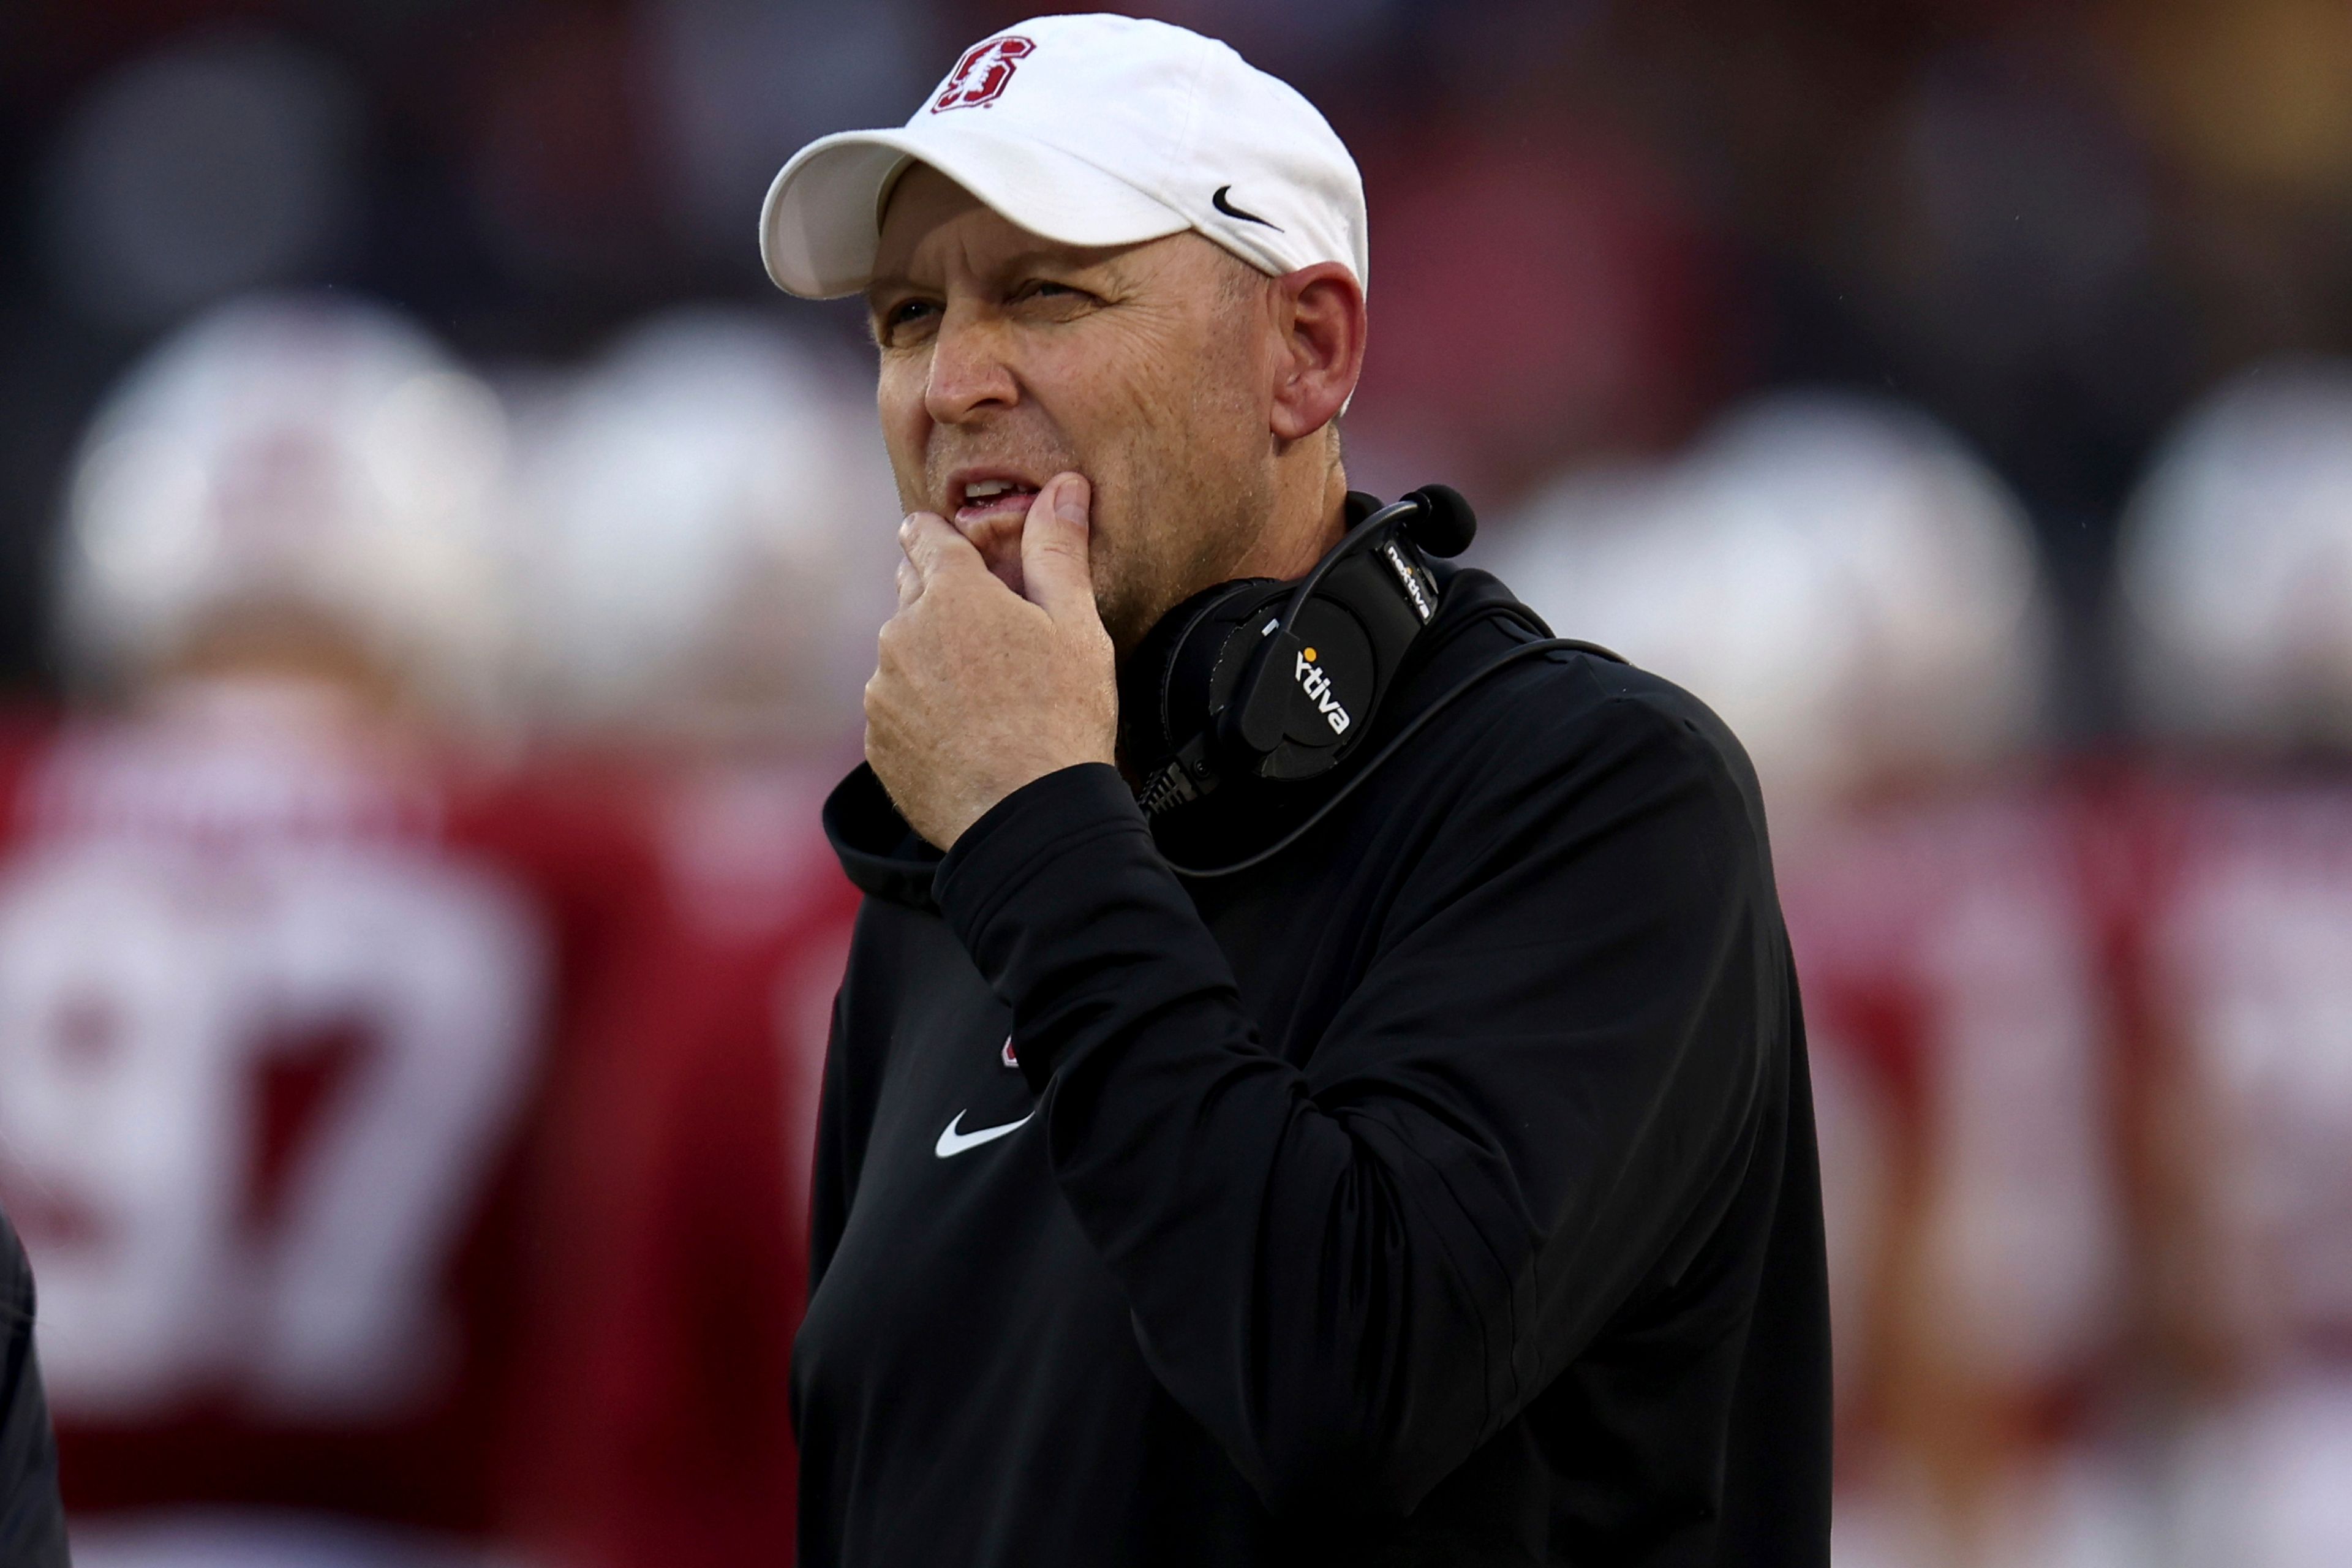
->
[946,465,1052,511]
[959,508,1014,547]
[954,492,1038,522]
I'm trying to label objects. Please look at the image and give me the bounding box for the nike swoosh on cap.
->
[935,1108,1035,1158]
[1212,186,1283,231]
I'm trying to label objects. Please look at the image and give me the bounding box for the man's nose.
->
[923,312,1020,426]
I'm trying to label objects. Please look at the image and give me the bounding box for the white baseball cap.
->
[758,13,1367,301]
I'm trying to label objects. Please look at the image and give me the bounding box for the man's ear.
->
[1268,262,1366,444]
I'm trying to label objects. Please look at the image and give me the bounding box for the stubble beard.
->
[1091,347,1278,663]
[1090,454,1272,665]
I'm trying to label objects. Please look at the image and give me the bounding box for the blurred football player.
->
[2108,361,2352,1568]
[505,306,897,757]
[0,293,664,1567]
[1491,390,2048,832]
[1496,392,2129,1567]
[499,307,895,1568]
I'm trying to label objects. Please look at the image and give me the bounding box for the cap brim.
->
[760,124,1194,300]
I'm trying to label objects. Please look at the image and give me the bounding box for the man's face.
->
[867,166,1278,655]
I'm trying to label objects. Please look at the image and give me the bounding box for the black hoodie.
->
[796,566,1830,1567]
[2,1211,68,1567]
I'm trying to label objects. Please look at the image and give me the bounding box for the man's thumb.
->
[1020,472,1096,622]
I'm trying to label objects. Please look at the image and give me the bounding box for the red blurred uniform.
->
[513,760,857,1568]
[2078,767,2352,1564]
[0,689,661,1553]
[1778,785,2124,1522]
[490,304,894,1565]
[2103,769,2352,1385]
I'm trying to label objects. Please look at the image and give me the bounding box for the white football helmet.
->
[1491,391,2048,815]
[58,292,512,721]
[511,306,898,751]
[2116,360,2352,752]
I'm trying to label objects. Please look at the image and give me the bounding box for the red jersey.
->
[1777,785,2125,1449]
[512,760,858,1568]
[2106,769,2352,1366]
[0,688,662,1547]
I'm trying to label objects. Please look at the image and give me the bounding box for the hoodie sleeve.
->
[931,685,1791,1518]
[0,1213,69,1568]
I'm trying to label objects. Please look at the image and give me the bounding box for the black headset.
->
[1121,484,1621,878]
[1121,485,1474,815]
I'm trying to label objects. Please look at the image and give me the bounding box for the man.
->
[761,15,1830,1565]
[1528,394,2121,1567]
[2,1208,69,1566]
[2101,366,2352,1565]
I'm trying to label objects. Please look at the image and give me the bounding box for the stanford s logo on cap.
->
[932,35,1034,112]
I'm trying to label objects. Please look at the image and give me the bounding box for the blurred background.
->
[1,1,2349,1564]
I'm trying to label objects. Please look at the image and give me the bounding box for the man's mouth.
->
[954,475,1042,527]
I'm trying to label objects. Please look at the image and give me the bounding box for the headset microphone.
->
[1396,483,1476,557]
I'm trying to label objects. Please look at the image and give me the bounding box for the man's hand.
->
[865,472,1118,849]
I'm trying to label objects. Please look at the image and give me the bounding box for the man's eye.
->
[1016,281,1086,304]
[880,300,939,337]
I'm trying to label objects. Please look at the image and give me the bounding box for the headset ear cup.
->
[1223,545,1426,781]
[1126,492,1457,810]
[1117,578,1285,780]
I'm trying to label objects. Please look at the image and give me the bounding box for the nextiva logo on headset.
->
[1293,646,1349,734]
